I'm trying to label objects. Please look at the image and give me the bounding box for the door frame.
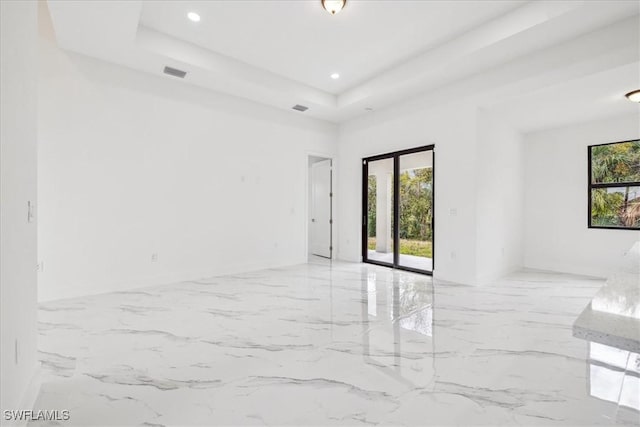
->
[306,153,336,260]
[361,145,435,275]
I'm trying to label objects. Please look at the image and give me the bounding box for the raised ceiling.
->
[46,0,640,129]
[138,0,524,94]
[487,63,640,134]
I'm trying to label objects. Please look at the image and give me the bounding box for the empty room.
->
[2,0,640,425]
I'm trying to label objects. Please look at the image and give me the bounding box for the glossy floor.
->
[31,260,639,426]
[366,250,433,271]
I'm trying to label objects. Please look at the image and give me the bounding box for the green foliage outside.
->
[399,168,433,241]
[368,237,432,258]
[367,176,378,237]
[592,141,640,184]
[368,167,433,257]
[591,141,640,228]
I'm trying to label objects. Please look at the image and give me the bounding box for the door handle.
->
[311,219,316,222]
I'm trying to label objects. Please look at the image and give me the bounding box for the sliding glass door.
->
[364,157,395,267]
[397,150,433,272]
[362,146,434,274]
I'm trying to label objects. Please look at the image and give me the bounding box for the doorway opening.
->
[362,146,434,274]
[308,156,333,259]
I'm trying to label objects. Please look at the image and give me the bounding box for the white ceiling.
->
[45,0,640,130]
[139,0,524,94]
[487,63,640,134]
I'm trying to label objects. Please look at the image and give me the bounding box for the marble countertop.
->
[573,241,640,352]
[573,303,640,353]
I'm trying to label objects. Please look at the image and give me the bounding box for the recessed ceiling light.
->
[322,0,346,15]
[626,89,640,103]
[331,73,340,80]
[187,12,201,22]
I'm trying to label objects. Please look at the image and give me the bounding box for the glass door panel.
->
[397,150,433,272]
[365,157,394,266]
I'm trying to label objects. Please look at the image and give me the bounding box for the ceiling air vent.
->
[292,104,309,112]
[163,66,187,79]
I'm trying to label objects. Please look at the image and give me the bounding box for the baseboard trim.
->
[38,257,310,303]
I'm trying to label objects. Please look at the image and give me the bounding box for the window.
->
[588,139,640,230]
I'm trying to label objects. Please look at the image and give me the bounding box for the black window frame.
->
[587,139,640,231]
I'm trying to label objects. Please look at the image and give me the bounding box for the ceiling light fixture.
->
[331,73,340,79]
[625,89,640,103]
[187,12,201,22]
[322,0,346,15]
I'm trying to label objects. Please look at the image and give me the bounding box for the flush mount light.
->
[625,89,640,103]
[187,12,201,22]
[330,73,340,80]
[322,0,346,15]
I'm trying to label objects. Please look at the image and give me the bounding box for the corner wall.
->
[337,99,528,286]
[37,33,337,301]
[1,0,39,413]
[524,114,640,277]
[337,102,481,285]
[476,109,525,283]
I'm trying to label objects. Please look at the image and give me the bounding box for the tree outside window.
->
[589,140,640,230]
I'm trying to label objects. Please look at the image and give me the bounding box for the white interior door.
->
[311,159,332,258]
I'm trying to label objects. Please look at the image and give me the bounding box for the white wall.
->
[337,102,483,285]
[38,33,337,301]
[337,98,528,286]
[1,0,39,413]
[524,114,640,278]
[476,109,525,283]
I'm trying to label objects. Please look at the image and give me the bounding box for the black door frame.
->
[362,145,435,275]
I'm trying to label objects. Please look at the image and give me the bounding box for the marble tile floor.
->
[30,259,639,426]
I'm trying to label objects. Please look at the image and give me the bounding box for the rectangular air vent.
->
[292,104,309,112]
[163,66,187,79]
